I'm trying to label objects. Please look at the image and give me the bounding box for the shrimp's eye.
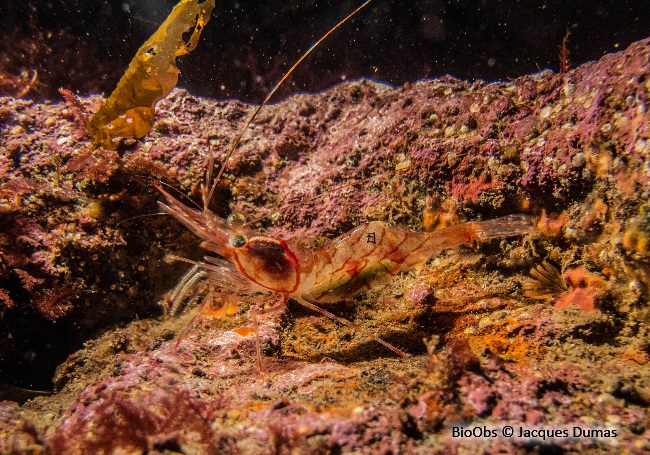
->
[229,234,247,248]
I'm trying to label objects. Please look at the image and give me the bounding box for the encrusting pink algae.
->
[0,19,649,455]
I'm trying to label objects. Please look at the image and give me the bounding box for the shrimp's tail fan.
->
[474,215,536,241]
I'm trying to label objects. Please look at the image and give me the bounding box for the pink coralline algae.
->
[0,37,649,454]
[459,374,498,416]
[46,333,421,454]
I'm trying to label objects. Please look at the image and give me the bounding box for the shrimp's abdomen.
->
[304,221,429,302]
[301,215,534,303]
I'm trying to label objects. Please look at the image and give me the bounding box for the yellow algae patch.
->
[536,210,568,238]
[88,0,215,149]
[204,300,239,319]
[623,223,650,256]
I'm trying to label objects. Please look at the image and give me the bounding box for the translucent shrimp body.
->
[159,186,532,303]
[297,215,533,304]
[157,183,533,358]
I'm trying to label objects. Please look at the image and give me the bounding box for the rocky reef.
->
[0,37,649,454]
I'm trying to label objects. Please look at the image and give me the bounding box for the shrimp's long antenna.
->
[205,0,375,210]
[296,296,407,358]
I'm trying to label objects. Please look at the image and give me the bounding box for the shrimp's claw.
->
[473,214,536,241]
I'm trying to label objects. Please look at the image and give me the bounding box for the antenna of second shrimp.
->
[204,0,376,212]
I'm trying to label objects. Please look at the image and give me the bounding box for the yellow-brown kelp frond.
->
[87,0,215,149]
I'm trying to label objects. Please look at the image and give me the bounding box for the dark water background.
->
[1,0,649,102]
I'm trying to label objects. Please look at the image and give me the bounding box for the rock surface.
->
[1,38,649,454]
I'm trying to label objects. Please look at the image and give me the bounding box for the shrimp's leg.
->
[250,305,263,373]
[174,288,212,350]
[166,264,206,316]
[250,294,288,373]
[295,296,407,358]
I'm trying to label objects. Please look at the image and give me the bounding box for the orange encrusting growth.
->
[554,268,607,312]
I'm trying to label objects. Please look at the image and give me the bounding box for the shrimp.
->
[155,0,535,369]
[157,182,534,365]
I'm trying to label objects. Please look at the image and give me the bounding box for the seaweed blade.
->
[87,0,215,149]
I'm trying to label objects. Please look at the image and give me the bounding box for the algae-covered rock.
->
[1,36,649,454]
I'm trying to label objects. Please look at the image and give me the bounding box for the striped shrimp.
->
[157,0,535,369]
